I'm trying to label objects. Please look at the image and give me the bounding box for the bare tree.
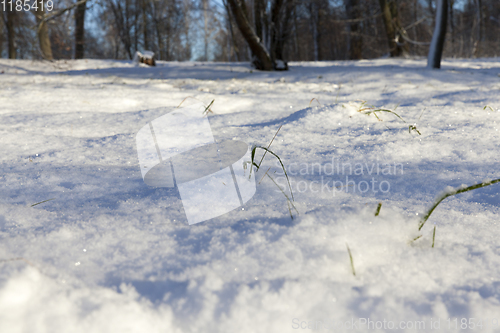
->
[107,0,134,59]
[222,0,240,61]
[34,0,53,60]
[3,0,500,63]
[75,0,87,59]
[2,6,17,58]
[0,13,3,57]
[472,0,483,56]
[272,0,294,64]
[307,0,320,61]
[346,0,362,59]
[142,0,149,50]
[226,0,273,70]
[227,0,295,70]
[379,0,408,57]
[427,0,448,68]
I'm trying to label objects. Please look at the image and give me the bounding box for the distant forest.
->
[1,0,499,64]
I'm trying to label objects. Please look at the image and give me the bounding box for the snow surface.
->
[0,58,500,332]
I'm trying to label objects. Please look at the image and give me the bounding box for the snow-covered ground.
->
[0,58,499,332]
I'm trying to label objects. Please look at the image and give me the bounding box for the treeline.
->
[1,0,499,65]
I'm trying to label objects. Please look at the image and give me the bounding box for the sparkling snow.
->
[0,58,500,332]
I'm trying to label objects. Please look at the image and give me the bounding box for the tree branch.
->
[33,0,91,33]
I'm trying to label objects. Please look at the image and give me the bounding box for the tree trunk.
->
[108,0,133,59]
[182,0,191,60]
[5,8,16,59]
[155,21,163,60]
[270,0,285,62]
[74,0,86,59]
[223,0,240,61]
[0,14,3,57]
[142,0,149,50]
[254,0,264,42]
[308,1,319,61]
[152,0,163,60]
[133,0,139,53]
[427,0,448,68]
[473,0,482,57]
[35,0,53,60]
[346,0,362,60]
[292,4,299,59]
[273,0,294,62]
[203,0,209,61]
[227,0,273,70]
[449,0,454,52]
[379,0,407,57]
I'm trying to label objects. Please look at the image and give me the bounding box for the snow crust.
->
[1,58,500,332]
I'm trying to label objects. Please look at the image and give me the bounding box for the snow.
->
[1,57,500,332]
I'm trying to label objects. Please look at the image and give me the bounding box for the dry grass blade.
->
[177,96,199,108]
[374,202,382,216]
[364,109,406,123]
[258,167,271,184]
[251,145,294,202]
[432,226,436,248]
[266,174,298,219]
[0,257,37,268]
[409,125,421,135]
[346,243,356,276]
[31,198,55,207]
[259,125,282,166]
[309,98,321,107]
[203,99,215,116]
[484,105,495,112]
[418,178,500,231]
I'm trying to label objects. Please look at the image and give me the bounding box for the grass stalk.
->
[432,226,436,248]
[408,125,421,135]
[30,198,55,207]
[419,178,500,231]
[346,243,356,276]
[309,98,321,107]
[374,202,382,216]
[246,125,296,219]
[484,105,495,112]
[363,109,406,123]
[251,145,294,201]
[202,99,215,116]
[258,125,282,166]
[266,174,298,219]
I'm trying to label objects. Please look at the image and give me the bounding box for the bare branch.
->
[33,0,91,33]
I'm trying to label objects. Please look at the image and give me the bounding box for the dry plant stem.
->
[364,109,406,123]
[346,243,356,276]
[309,98,321,107]
[412,235,422,242]
[203,100,215,115]
[177,96,201,108]
[408,125,421,135]
[374,202,382,216]
[266,174,298,219]
[251,145,294,201]
[432,226,436,248]
[258,167,271,184]
[259,125,282,166]
[31,198,55,207]
[419,178,500,231]
[0,257,37,268]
